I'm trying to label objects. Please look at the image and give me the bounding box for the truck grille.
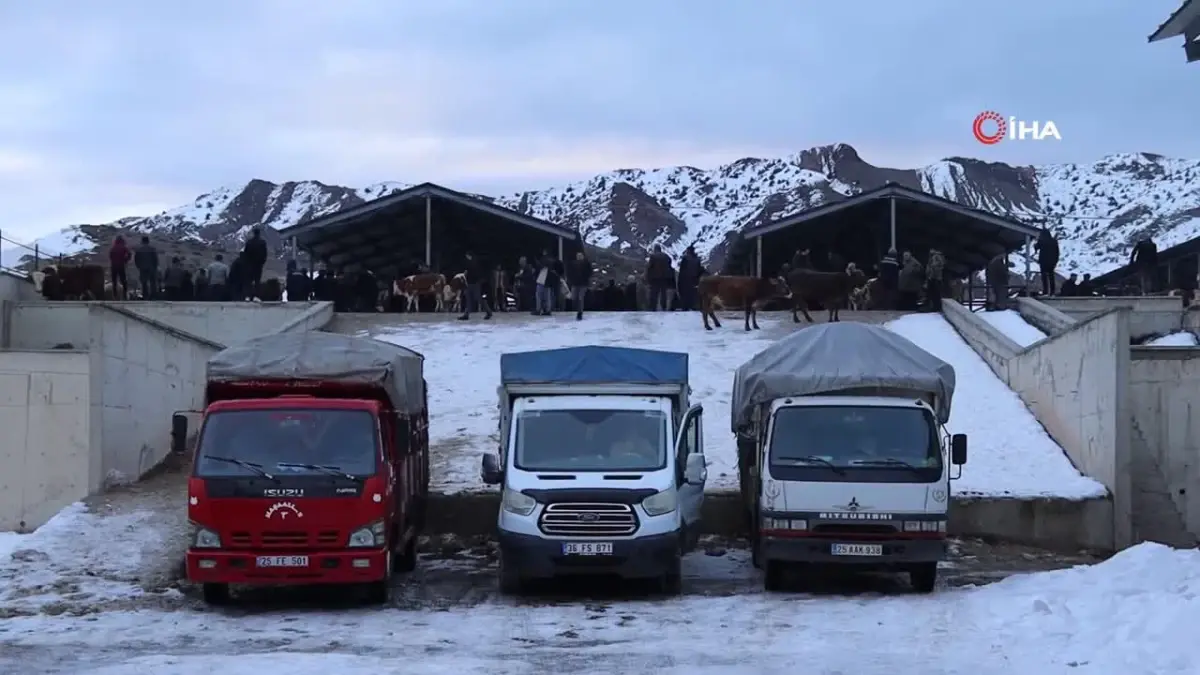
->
[228,530,341,548]
[538,502,637,537]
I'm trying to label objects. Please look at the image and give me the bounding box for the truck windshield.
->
[514,410,668,472]
[769,406,940,470]
[194,408,379,477]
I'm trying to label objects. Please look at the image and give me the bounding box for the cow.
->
[396,273,447,312]
[444,273,468,313]
[54,265,106,300]
[787,264,868,323]
[698,275,791,331]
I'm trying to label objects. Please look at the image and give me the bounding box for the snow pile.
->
[1,543,1197,673]
[0,228,95,269]
[1145,332,1200,347]
[978,310,1047,348]
[887,314,1106,499]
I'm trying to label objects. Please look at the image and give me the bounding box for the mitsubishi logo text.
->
[265,502,304,520]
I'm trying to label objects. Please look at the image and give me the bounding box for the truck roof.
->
[206,332,426,414]
[500,346,688,386]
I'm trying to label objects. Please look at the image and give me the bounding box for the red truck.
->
[176,331,429,605]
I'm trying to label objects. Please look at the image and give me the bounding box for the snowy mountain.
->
[5,144,1200,277]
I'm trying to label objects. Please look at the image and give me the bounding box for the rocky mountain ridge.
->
[5,144,1200,278]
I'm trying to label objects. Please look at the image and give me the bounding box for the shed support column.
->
[755,236,763,277]
[424,195,432,268]
[889,198,897,251]
[1024,235,1032,285]
[558,236,564,261]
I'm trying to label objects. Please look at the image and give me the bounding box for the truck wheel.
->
[394,534,418,573]
[659,555,683,595]
[201,583,230,606]
[498,555,525,595]
[763,561,786,592]
[909,562,938,593]
[364,579,391,605]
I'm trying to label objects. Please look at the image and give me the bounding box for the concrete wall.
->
[112,301,329,346]
[941,300,1127,550]
[0,350,91,531]
[5,302,221,488]
[0,271,38,349]
[1041,296,1184,339]
[1127,347,1200,546]
[1015,297,1076,335]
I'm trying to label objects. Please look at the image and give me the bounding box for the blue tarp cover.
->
[501,346,688,385]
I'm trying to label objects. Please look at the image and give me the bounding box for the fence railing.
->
[0,229,68,276]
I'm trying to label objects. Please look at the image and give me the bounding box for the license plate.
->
[255,555,309,567]
[562,542,613,555]
[831,543,883,556]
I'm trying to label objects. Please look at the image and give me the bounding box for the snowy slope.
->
[6,145,1199,277]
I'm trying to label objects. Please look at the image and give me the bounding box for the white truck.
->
[732,322,967,593]
[481,346,706,594]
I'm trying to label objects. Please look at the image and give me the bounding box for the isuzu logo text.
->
[263,488,304,497]
[972,110,1061,144]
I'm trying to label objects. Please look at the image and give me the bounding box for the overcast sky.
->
[0,0,1194,242]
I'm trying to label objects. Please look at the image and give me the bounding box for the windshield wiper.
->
[850,457,924,473]
[275,462,358,480]
[781,455,846,475]
[206,455,275,480]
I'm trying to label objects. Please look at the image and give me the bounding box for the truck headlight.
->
[502,489,537,516]
[348,520,386,548]
[189,522,221,549]
[641,489,677,516]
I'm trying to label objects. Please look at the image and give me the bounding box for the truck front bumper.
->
[186,548,388,585]
[498,530,680,580]
[760,535,946,568]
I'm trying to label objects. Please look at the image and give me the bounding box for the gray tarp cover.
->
[731,322,955,431]
[206,332,425,413]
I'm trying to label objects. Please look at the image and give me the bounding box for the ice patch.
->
[1145,332,1199,347]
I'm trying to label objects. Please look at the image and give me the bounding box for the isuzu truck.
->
[481,346,706,594]
[180,332,429,605]
[732,322,966,593]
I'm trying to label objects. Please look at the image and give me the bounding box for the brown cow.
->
[787,264,868,323]
[698,275,791,331]
[445,273,468,313]
[54,265,106,300]
[396,273,447,312]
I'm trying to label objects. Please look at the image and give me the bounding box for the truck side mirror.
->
[951,434,967,465]
[171,413,189,455]
[684,454,707,485]
[481,453,503,485]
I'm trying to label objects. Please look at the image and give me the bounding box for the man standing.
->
[133,236,159,299]
[676,245,703,311]
[1131,237,1159,294]
[207,254,230,301]
[986,252,1010,311]
[458,251,492,320]
[925,249,945,312]
[877,249,899,310]
[108,236,131,299]
[1035,226,1060,296]
[645,245,672,311]
[566,251,593,320]
[241,228,268,300]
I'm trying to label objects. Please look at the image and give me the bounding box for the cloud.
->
[0,0,1194,244]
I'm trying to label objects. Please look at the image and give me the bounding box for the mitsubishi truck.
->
[178,331,429,605]
[480,346,706,594]
[732,322,967,593]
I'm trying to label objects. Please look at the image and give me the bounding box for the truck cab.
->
[481,346,706,594]
[181,332,429,605]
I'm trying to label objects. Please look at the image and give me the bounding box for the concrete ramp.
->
[0,302,222,531]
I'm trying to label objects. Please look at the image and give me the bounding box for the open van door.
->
[675,404,705,549]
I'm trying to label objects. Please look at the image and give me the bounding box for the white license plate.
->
[562,542,613,555]
[831,543,883,557]
[255,555,309,567]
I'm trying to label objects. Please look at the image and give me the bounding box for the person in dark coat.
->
[985,253,1010,311]
[514,256,535,312]
[1077,273,1095,297]
[108,236,131,299]
[676,246,702,311]
[241,228,268,299]
[312,268,333,302]
[877,249,900,310]
[791,248,813,270]
[602,279,623,310]
[565,251,593,320]
[1035,227,1060,296]
[645,245,673,311]
[162,257,187,301]
[356,269,378,312]
[286,260,309,302]
[458,251,492,320]
[193,268,209,301]
[925,249,945,312]
[1130,237,1159,294]
[897,251,924,311]
[1060,273,1078,297]
[133,236,159,299]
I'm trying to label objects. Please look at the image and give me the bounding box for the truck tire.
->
[659,554,683,595]
[498,554,525,595]
[393,533,418,573]
[201,583,230,606]
[909,562,938,593]
[763,561,786,592]
[364,579,391,604]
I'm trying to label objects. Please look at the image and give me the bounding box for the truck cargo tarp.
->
[501,346,688,385]
[731,322,955,430]
[206,332,425,414]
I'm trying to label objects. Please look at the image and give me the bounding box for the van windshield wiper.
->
[206,455,275,480]
[275,462,358,480]
[781,455,846,475]
[851,457,924,473]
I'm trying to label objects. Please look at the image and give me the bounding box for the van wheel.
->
[201,583,230,606]
[659,553,683,595]
[763,561,786,592]
[498,554,525,595]
[393,532,418,573]
[909,562,938,593]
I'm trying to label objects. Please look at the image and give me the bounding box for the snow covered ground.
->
[360,311,1104,499]
[887,315,1106,499]
[0,543,1196,674]
[978,310,1047,348]
[0,227,94,269]
[1145,331,1200,347]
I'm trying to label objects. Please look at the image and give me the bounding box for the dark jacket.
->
[243,235,268,268]
[462,257,483,285]
[538,255,560,286]
[986,255,1009,286]
[163,265,186,289]
[646,252,672,284]
[566,257,593,287]
[133,243,159,273]
[1131,240,1158,270]
[1036,230,1060,266]
[898,258,924,293]
[1060,279,1078,296]
[878,253,899,288]
[678,251,702,285]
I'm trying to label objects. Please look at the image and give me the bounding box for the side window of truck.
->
[394,417,410,457]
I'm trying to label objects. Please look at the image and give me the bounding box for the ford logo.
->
[578,513,599,522]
